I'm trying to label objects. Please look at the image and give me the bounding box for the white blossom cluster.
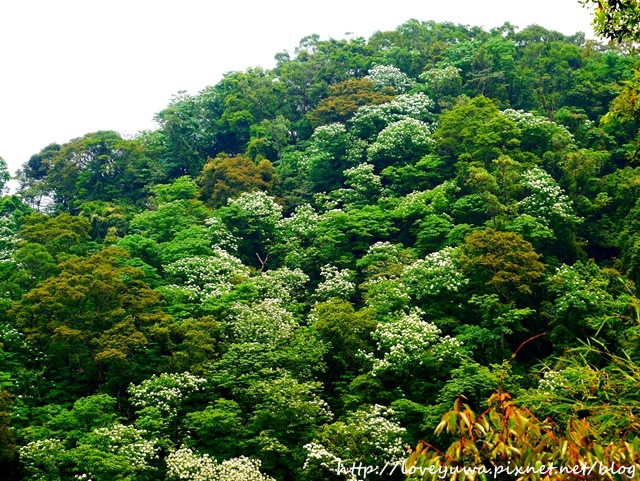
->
[0,215,18,263]
[277,204,320,240]
[394,181,459,219]
[19,438,66,481]
[366,308,464,372]
[91,423,158,468]
[228,298,299,345]
[249,375,333,425]
[369,309,442,373]
[303,123,354,172]
[312,122,348,139]
[303,404,406,478]
[344,162,382,191]
[431,336,465,363]
[128,372,206,417]
[166,446,217,481]
[549,264,608,315]
[331,163,383,208]
[402,247,468,299]
[315,264,356,301]
[365,64,416,93]
[419,66,462,90]
[347,405,407,461]
[226,191,283,225]
[213,456,276,481]
[163,248,250,301]
[205,216,239,252]
[501,109,574,146]
[519,167,581,226]
[349,93,435,140]
[362,276,411,317]
[538,369,564,393]
[365,241,403,262]
[250,267,310,302]
[302,442,346,472]
[358,241,406,276]
[367,118,434,162]
[166,448,275,481]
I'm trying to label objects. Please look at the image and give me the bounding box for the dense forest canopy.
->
[2,14,640,481]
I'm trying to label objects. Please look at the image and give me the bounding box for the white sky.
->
[0,0,596,178]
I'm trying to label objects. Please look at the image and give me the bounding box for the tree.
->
[19,132,160,212]
[302,405,407,481]
[581,0,640,43]
[307,78,393,128]
[19,212,92,259]
[311,299,377,378]
[367,118,434,171]
[432,96,520,167]
[12,248,172,398]
[459,228,546,303]
[198,154,276,208]
[0,158,10,196]
[366,64,416,93]
[305,123,360,193]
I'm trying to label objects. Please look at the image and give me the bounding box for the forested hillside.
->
[2,18,640,480]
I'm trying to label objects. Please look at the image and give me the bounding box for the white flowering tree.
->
[367,118,434,171]
[166,447,275,481]
[357,241,407,279]
[128,372,206,443]
[205,216,240,252]
[304,123,362,192]
[366,64,416,93]
[248,266,310,304]
[161,248,250,316]
[502,109,574,159]
[274,205,324,272]
[228,298,299,346]
[362,276,411,320]
[349,93,435,141]
[216,191,283,269]
[0,215,18,265]
[314,264,356,301]
[322,163,383,210]
[365,309,464,376]
[401,247,468,300]
[19,424,159,481]
[302,405,407,481]
[518,166,582,229]
[545,261,625,350]
[419,65,463,110]
[245,374,333,476]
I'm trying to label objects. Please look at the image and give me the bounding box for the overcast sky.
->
[0,0,596,177]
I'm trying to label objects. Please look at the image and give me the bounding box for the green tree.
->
[199,154,276,208]
[20,132,160,212]
[432,96,520,167]
[459,228,546,303]
[307,78,393,128]
[12,248,172,398]
[581,0,640,42]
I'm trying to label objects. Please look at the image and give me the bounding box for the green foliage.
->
[7,16,640,481]
[307,78,393,128]
[199,154,276,208]
[433,96,520,167]
[460,228,546,302]
[12,248,172,398]
[581,0,640,42]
